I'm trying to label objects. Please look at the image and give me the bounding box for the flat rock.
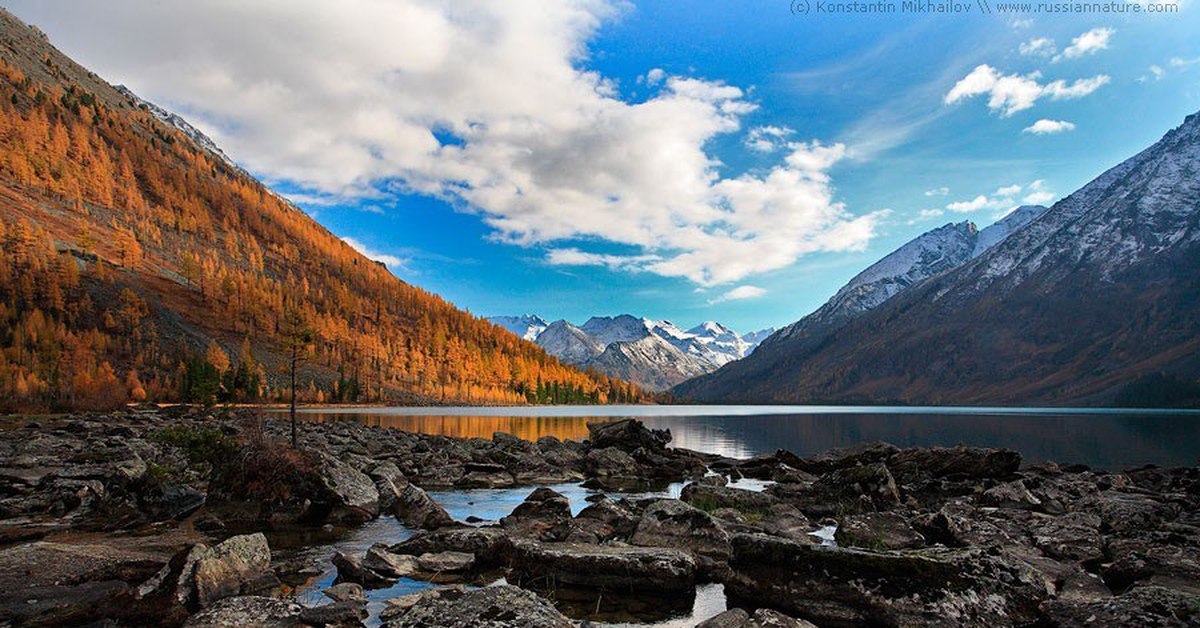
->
[382,584,572,628]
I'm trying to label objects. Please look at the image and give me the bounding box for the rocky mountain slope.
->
[676,112,1200,405]
[489,313,773,391]
[0,8,631,409]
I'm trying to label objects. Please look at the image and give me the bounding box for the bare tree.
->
[279,307,313,448]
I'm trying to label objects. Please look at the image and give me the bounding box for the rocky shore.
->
[0,408,1197,627]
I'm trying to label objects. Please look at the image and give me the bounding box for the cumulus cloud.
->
[1055,27,1114,62]
[944,65,1109,116]
[945,180,1055,214]
[341,237,407,270]
[708,285,766,304]
[1019,37,1057,58]
[924,186,950,197]
[1023,119,1076,134]
[8,0,881,287]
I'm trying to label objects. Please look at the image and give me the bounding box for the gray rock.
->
[317,454,381,521]
[363,544,419,578]
[835,512,926,550]
[587,419,670,452]
[182,595,303,627]
[392,483,454,530]
[724,533,1045,628]
[979,480,1042,510]
[506,538,695,593]
[1042,585,1200,627]
[630,499,732,567]
[416,551,474,572]
[382,584,571,628]
[324,582,366,604]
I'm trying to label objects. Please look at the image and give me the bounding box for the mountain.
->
[488,314,548,341]
[972,205,1049,258]
[535,320,605,364]
[676,112,1200,405]
[487,313,772,391]
[0,8,636,410]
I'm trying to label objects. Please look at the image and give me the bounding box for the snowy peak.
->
[535,320,603,364]
[488,314,549,341]
[972,205,1049,258]
[488,312,772,390]
[581,314,654,346]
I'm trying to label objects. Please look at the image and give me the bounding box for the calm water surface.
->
[298,404,1200,469]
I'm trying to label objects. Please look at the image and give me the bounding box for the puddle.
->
[288,477,784,626]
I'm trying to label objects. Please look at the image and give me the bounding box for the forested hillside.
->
[0,10,639,411]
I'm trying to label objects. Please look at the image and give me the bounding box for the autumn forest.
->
[0,35,642,412]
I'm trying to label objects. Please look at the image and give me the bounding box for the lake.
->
[296,404,1200,470]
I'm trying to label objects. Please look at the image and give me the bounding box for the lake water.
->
[297,404,1200,470]
[284,404,1199,626]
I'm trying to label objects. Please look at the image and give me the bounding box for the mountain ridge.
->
[675,111,1200,405]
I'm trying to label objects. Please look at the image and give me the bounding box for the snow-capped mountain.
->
[677,111,1200,405]
[534,320,604,364]
[489,314,549,341]
[486,313,772,391]
[972,205,1050,259]
[769,208,1046,346]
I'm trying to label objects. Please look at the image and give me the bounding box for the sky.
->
[6,0,1199,333]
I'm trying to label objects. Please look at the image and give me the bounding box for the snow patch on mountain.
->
[489,314,549,341]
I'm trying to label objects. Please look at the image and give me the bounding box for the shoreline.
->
[0,408,1197,627]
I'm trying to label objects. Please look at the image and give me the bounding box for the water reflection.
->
[298,406,1200,469]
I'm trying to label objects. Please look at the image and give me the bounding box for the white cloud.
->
[1023,119,1076,134]
[708,285,766,304]
[924,186,950,197]
[994,184,1023,196]
[946,180,1055,214]
[10,0,881,288]
[744,125,794,152]
[945,65,1109,116]
[1055,27,1114,62]
[1019,37,1057,58]
[1022,179,1056,205]
[545,248,661,272]
[341,237,407,270]
[946,195,991,213]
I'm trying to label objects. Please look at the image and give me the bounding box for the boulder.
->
[569,497,640,543]
[773,463,901,517]
[324,582,366,604]
[363,544,419,578]
[392,483,454,530]
[682,482,777,515]
[332,549,393,588]
[1041,585,1200,627]
[137,533,276,613]
[630,499,733,568]
[699,608,819,628]
[317,454,381,521]
[793,442,899,474]
[979,480,1042,510]
[723,533,1045,628]
[886,446,1021,485]
[587,419,670,452]
[182,596,303,627]
[835,512,926,550]
[389,527,509,566]
[382,584,572,628]
[506,538,696,592]
[500,487,573,541]
[416,551,474,572]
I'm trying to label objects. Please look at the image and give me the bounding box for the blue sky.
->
[8,1,1200,333]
